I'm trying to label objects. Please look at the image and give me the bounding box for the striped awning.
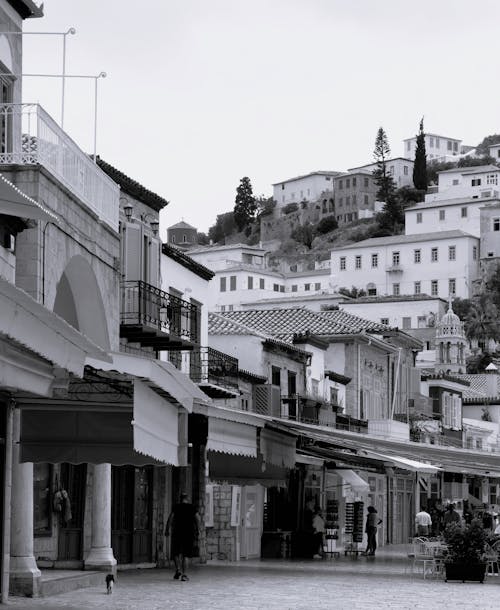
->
[207,418,257,457]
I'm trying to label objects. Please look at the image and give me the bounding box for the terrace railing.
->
[188,347,239,392]
[0,103,119,231]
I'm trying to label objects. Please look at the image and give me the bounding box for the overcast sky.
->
[22,0,500,235]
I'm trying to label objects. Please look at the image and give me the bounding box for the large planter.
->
[444,562,486,583]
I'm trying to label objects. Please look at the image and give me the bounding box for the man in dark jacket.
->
[165,493,201,581]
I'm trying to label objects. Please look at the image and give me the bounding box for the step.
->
[40,570,103,597]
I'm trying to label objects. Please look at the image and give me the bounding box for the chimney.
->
[485,363,499,397]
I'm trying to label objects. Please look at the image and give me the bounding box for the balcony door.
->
[0,72,13,155]
[111,466,153,564]
[240,485,263,559]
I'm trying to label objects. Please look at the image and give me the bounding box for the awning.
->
[133,379,184,466]
[260,428,296,468]
[86,352,211,413]
[365,451,440,474]
[334,469,370,495]
[207,418,257,457]
[208,451,288,487]
[0,276,109,382]
[0,173,58,222]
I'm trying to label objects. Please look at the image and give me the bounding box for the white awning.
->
[132,379,182,466]
[0,173,58,221]
[335,470,370,494]
[207,418,257,457]
[0,276,108,379]
[260,428,296,468]
[368,452,439,474]
[86,352,211,413]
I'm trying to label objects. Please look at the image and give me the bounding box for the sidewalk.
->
[7,546,500,610]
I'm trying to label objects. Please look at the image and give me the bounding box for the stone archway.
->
[53,255,110,350]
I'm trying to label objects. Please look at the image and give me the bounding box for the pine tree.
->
[372,127,396,202]
[233,177,256,231]
[413,118,428,191]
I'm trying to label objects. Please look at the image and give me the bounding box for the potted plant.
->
[443,520,488,583]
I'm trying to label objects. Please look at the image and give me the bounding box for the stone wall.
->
[205,484,237,561]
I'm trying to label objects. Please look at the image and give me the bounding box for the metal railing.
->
[281,394,337,427]
[0,103,119,231]
[121,280,199,342]
[188,347,239,392]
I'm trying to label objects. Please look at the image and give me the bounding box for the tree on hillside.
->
[474,134,500,157]
[291,222,314,249]
[372,127,396,203]
[485,263,500,309]
[233,177,257,231]
[457,155,495,168]
[465,294,500,343]
[208,211,237,244]
[413,118,427,191]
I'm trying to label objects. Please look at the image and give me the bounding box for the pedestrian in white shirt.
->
[415,506,432,537]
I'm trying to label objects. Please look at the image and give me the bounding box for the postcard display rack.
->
[344,501,364,556]
[323,497,340,558]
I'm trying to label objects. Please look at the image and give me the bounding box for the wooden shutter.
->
[124,222,141,281]
[149,237,160,288]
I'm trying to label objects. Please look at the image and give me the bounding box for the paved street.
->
[7,555,500,610]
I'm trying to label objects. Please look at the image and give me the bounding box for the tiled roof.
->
[406,196,500,211]
[455,374,500,400]
[187,243,265,254]
[438,164,499,175]
[343,294,446,305]
[162,244,214,281]
[209,308,389,343]
[333,230,476,251]
[96,157,169,212]
[168,221,196,230]
[272,171,343,186]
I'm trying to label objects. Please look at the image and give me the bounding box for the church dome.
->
[436,302,464,338]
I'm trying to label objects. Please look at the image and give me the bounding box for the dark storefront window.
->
[34,463,52,536]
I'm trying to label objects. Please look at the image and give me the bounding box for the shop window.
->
[34,463,52,536]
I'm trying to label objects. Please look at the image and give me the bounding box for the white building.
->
[403,133,465,162]
[272,171,341,207]
[188,243,266,271]
[427,165,500,202]
[347,157,414,189]
[330,230,480,300]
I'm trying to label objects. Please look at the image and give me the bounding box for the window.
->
[436,137,440,147]
[392,251,400,266]
[338,180,343,189]
[407,141,411,151]
[273,283,279,292]
[247,276,253,289]
[487,174,498,185]
[430,137,434,147]
[259,278,265,289]
[220,305,225,312]
[416,212,422,224]
[414,249,421,263]
[352,177,357,187]
[381,317,389,325]
[471,178,481,187]
[448,245,456,260]
[414,281,421,295]
[392,283,400,296]
[461,207,468,218]
[371,253,378,268]
[315,282,321,290]
[340,256,346,270]
[452,179,459,186]
[431,280,438,296]
[352,194,357,206]
[271,366,281,387]
[220,277,227,292]
[447,140,452,151]
[439,209,445,221]
[364,177,369,188]
[291,284,297,292]
[404,165,408,175]
[449,278,456,295]
[228,304,234,311]
[367,286,377,296]
[389,166,394,175]
[493,218,500,231]
[431,247,438,262]
[171,234,176,243]
[34,463,52,536]
[346,178,350,188]
[473,245,477,260]
[355,255,362,269]
[230,275,236,291]
[182,234,187,243]
[346,196,350,208]
[305,283,310,291]
[364,194,369,205]
[402,317,411,329]
[280,285,285,292]
[281,184,285,190]
[338,197,343,207]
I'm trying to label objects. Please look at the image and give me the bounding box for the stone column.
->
[84,464,116,573]
[10,409,41,597]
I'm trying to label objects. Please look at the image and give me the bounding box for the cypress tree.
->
[413,118,428,191]
[233,177,257,231]
[372,127,396,202]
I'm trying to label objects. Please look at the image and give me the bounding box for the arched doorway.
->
[53,255,110,350]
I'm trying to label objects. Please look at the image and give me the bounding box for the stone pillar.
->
[84,464,116,573]
[10,409,41,597]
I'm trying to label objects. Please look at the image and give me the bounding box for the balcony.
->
[120,281,199,350]
[281,394,337,427]
[385,264,403,273]
[0,103,119,231]
[188,347,239,399]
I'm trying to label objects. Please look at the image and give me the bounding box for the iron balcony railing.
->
[0,103,119,231]
[281,394,337,427]
[188,347,239,392]
[121,280,199,342]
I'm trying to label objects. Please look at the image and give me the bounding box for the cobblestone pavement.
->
[8,557,500,610]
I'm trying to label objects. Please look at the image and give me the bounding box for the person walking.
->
[165,493,201,581]
[442,503,461,528]
[312,507,325,559]
[364,506,382,556]
[415,505,432,537]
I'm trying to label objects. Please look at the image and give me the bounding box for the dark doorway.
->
[111,466,153,564]
[57,463,87,561]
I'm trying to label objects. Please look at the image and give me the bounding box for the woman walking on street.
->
[165,493,201,581]
[364,506,382,557]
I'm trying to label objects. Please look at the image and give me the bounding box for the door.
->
[58,463,87,561]
[111,466,153,564]
[240,485,263,559]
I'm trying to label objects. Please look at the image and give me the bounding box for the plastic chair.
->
[411,538,440,578]
[484,544,499,576]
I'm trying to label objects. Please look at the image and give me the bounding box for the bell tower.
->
[435,297,467,374]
